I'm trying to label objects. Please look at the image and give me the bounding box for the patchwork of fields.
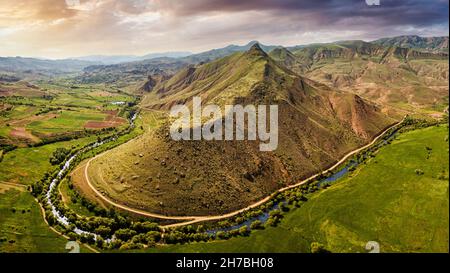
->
[0,81,133,146]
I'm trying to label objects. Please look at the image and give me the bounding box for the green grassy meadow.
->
[0,136,97,185]
[26,109,107,134]
[0,188,93,253]
[142,125,448,253]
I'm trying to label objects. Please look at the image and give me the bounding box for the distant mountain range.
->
[0,56,96,79]
[73,51,192,64]
[1,35,448,82]
[372,35,449,53]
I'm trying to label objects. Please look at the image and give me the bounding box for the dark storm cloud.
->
[158,0,449,29]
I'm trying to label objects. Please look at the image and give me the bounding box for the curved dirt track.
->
[82,119,403,228]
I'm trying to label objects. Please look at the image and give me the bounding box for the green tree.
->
[114,228,137,241]
[95,225,112,238]
[49,148,70,165]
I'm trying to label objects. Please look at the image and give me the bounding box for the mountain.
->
[76,57,188,87]
[141,51,192,60]
[74,51,192,65]
[271,41,449,114]
[73,55,139,64]
[76,41,278,86]
[372,35,449,53]
[0,56,97,79]
[85,44,394,216]
[269,47,307,74]
[181,40,279,63]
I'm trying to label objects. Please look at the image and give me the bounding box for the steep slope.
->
[269,47,305,74]
[83,44,394,216]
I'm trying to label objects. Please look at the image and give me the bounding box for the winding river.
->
[44,112,137,241]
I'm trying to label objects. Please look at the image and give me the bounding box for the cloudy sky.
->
[0,0,448,59]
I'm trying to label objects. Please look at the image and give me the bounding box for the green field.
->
[0,188,93,253]
[26,109,107,134]
[142,125,449,253]
[0,136,97,185]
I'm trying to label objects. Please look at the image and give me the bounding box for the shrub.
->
[119,242,144,250]
[250,220,263,230]
[265,217,278,227]
[238,226,249,236]
[114,228,137,241]
[269,209,281,218]
[145,231,161,243]
[216,231,229,240]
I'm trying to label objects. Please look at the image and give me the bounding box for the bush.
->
[250,220,263,230]
[146,231,161,243]
[269,209,281,218]
[131,234,147,244]
[229,229,240,237]
[119,242,144,250]
[238,226,249,236]
[109,239,124,249]
[94,225,112,238]
[265,217,277,227]
[216,231,229,240]
[114,228,137,241]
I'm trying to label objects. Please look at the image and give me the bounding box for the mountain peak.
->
[245,40,260,47]
[246,42,268,57]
